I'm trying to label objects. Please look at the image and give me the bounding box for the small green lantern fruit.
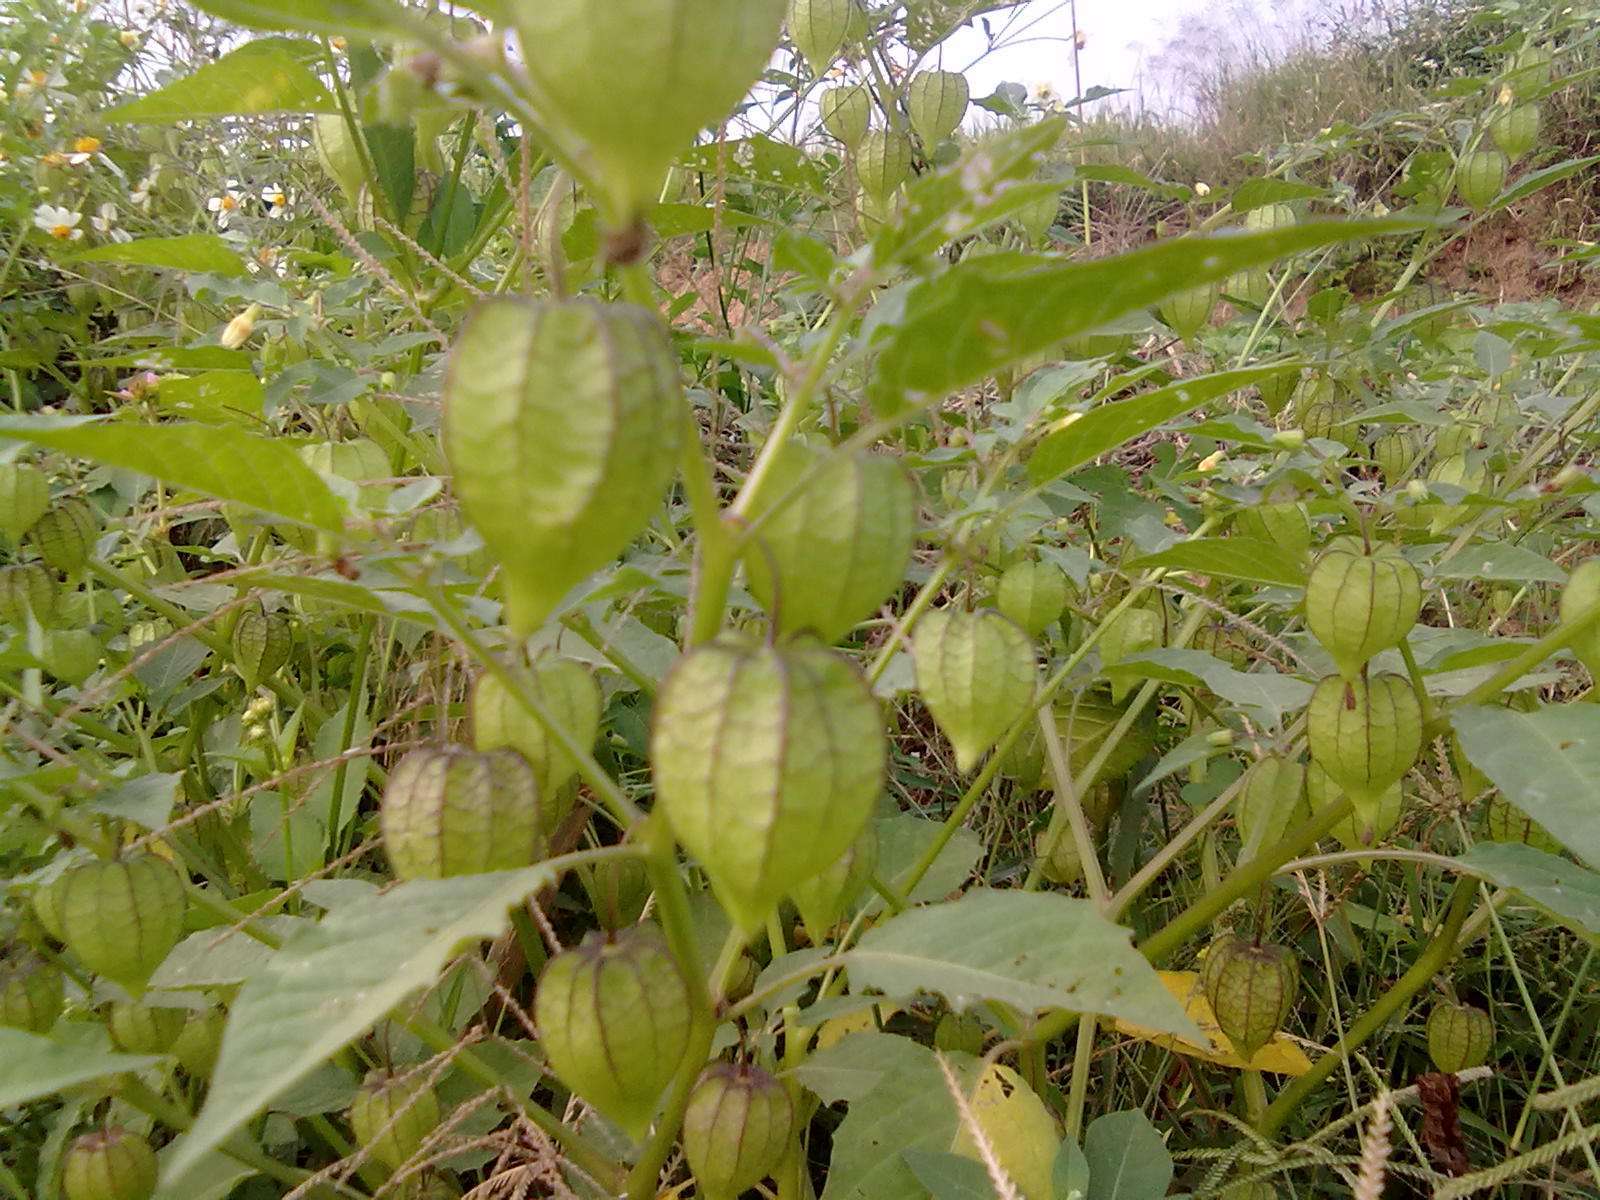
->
[995,559,1072,638]
[907,69,969,145]
[683,1062,796,1200]
[913,608,1037,773]
[0,951,63,1032]
[380,745,544,880]
[788,0,866,74]
[1373,431,1416,486]
[1482,794,1562,854]
[790,822,878,943]
[1244,203,1296,232]
[1426,1000,1494,1073]
[27,497,98,575]
[934,1010,985,1055]
[1307,674,1423,827]
[1203,936,1299,1059]
[231,603,292,690]
[349,1071,442,1172]
[313,114,367,204]
[516,0,787,220]
[444,298,685,635]
[1304,541,1423,680]
[741,443,916,643]
[108,1001,187,1055]
[857,128,914,202]
[1504,44,1553,98]
[1098,606,1162,703]
[0,562,58,628]
[0,462,49,544]
[819,83,871,149]
[62,1128,159,1200]
[172,1008,226,1077]
[1257,368,1298,417]
[535,927,692,1140]
[58,856,186,996]
[1160,283,1217,341]
[1456,150,1508,210]
[1235,756,1308,856]
[1234,501,1311,561]
[1489,102,1540,161]
[1035,828,1084,886]
[652,635,884,932]
[472,658,602,831]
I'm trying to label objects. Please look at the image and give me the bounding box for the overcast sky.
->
[935,0,1325,116]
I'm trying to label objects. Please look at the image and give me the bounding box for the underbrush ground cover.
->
[5,1,1600,1198]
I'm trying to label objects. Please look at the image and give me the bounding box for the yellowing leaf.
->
[816,1002,899,1050]
[949,1062,1061,1200]
[1111,971,1313,1075]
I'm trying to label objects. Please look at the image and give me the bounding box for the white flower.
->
[247,246,288,277]
[14,67,66,100]
[91,202,132,243]
[260,185,291,218]
[130,175,155,210]
[1029,81,1061,108]
[207,184,244,228]
[33,203,82,241]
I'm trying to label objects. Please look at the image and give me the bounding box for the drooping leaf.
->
[1457,842,1600,936]
[844,890,1201,1039]
[902,1150,994,1200]
[1106,649,1313,728]
[1126,537,1307,588]
[0,417,345,532]
[868,219,1424,412]
[106,38,337,122]
[185,0,434,37]
[0,1028,162,1107]
[1452,705,1600,868]
[1028,366,1296,485]
[73,234,250,277]
[163,866,555,1185]
[1489,155,1600,213]
[1083,1110,1172,1200]
[1230,178,1327,210]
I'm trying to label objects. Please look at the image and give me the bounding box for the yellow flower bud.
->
[220,304,260,350]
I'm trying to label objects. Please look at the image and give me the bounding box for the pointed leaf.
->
[844,890,1201,1039]
[164,866,556,1186]
[73,234,250,277]
[0,1028,162,1107]
[868,218,1425,412]
[1126,537,1307,588]
[106,38,337,122]
[0,416,345,532]
[1083,1110,1172,1200]
[1456,842,1600,936]
[1028,366,1297,485]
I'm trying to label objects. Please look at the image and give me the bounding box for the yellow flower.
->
[220,304,261,350]
[72,136,101,155]
[330,36,348,50]
[40,151,68,168]
[120,31,141,48]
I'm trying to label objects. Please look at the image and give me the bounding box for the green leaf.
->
[1125,537,1306,588]
[1054,1139,1092,1200]
[1072,163,1191,201]
[1109,648,1312,728]
[1452,705,1600,868]
[72,234,249,277]
[0,1028,162,1107]
[1083,1110,1172,1200]
[797,1032,979,1200]
[156,371,267,423]
[844,890,1201,1039]
[364,122,415,220]
[902,1150,994,1200]
[1231,178,1326,210]
[155,1147,253,1200]
[186,0,432,36]
[1431,543,1566,584]
[1456,842,1600,936]
[1489,155,1600,213]
[856,813,983,919]
[88,772,180,831]
[106,39,337,122]
[164,866,555,1186]
[1028,366,1295,485]
[868,219,1424,412]
[0,417,345,532]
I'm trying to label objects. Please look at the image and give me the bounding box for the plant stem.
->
[1256,878,1478,1136]
[1064,1014,1097,1143]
